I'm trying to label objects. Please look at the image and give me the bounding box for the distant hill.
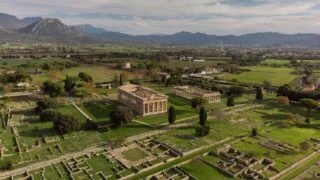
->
[75,24,133,41]
[0,13,24,29]
[21,17,43,26]
[18,18,99,43]
[0,12,320,47]
[78,25,320,47]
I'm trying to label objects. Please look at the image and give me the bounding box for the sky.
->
[0,0,320,35]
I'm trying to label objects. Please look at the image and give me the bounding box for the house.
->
[301,84,315,92]
[122,63,131,69]
[17,82,30,88]
[96,83,112,89]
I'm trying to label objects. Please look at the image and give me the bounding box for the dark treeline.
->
[277,85,320,101]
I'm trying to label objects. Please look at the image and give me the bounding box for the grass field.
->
[261,59,319,66]
[57,104,88,124]
[0,58,71,67]
[217,66,298,86]
[32,65,137,84]
[60,65,135,83]
[123,147,149,161]
[180,158,230,179]
[79,101,114,124]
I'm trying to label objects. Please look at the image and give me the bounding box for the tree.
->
[256,86,264,100]
[277,85,291,97]
[251,128,258,137]
[74,87,92,101]
[42,63,51,71]
[112,73,119,86]
[53,114,80,134]
[263,80,272,95]
[39,109,59,122]
[195,125,210,137]
[278,96,290,106]
[42,80,63,97]
[78,72,93,83]
[168,106,176,124]
[35,98,58,113]
[119,74,124,86]
[0,97,10,110]
[64,75,77,93]
[299,98,319,124]
[226,97,235,107]
[109,106,134,127]
[199,106,207,126]
[191,97,208,110]
[227,86,244,97]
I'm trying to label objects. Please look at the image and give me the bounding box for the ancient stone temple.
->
[118,84,168,116]
[174,86,221,103]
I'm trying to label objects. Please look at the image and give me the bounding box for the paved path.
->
[70,101,92,121]
[132,120,155,128]
[0,91,40,98]
[270,150,320,180]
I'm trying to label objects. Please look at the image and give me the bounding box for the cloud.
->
[0,0,320,35]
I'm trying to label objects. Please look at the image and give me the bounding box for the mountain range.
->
[0,12,320,47]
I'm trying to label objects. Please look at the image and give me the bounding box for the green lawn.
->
[79,101,114,124]
[180,158,231,179]
[217,66,298,86]
[261,59,319,66]
[122,147,149,161]
[57,104,88,124]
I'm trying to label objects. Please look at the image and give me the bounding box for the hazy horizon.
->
[1,0,320,35]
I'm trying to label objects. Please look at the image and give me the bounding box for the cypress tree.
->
[199,106,207,126]
[168,106,176,124]
[256,86,264,100]
[119,74,123,86]
[226,97,235,107]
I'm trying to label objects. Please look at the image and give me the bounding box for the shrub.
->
[251,128,258,137]
[299,141,311,150]
[84,119,99,130]
[0,160,13,170]
[195,126,210,137]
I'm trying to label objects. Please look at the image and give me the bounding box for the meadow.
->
[217,66,298,86]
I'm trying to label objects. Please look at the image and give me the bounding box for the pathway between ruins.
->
[270,149,320,180]
[0,103,262,178]
[70,100,92,121]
